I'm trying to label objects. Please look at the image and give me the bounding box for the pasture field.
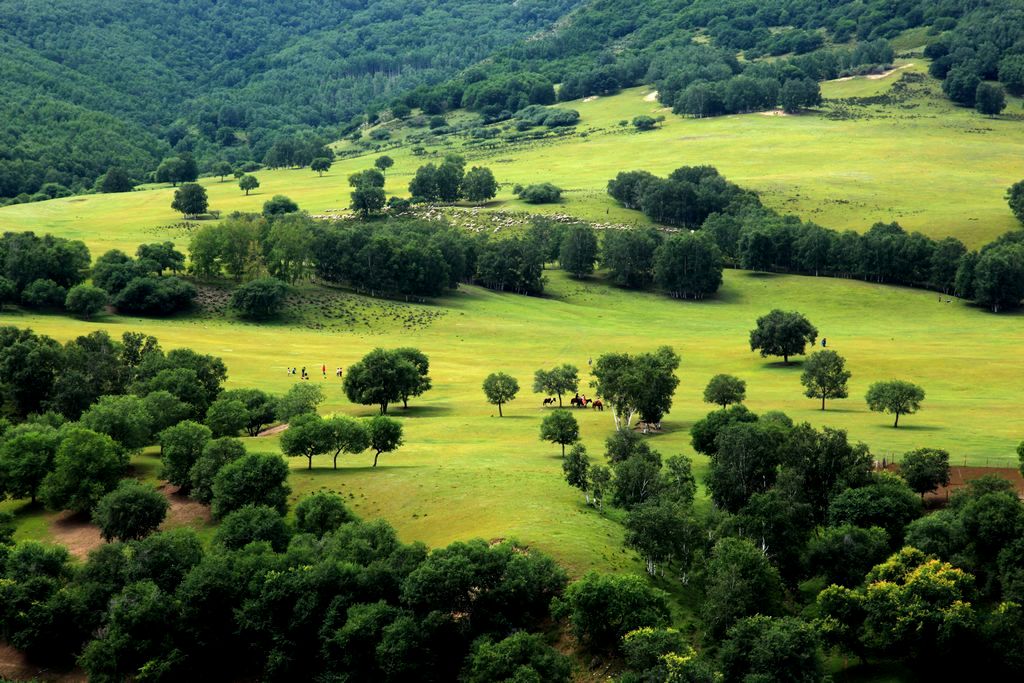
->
[2,266,1022,578]
[2,62,1024,253]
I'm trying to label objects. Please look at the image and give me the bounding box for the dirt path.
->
[643,90,659,102]
[830,63,914,82]
[258,423,289,437]
[0,643,86,682]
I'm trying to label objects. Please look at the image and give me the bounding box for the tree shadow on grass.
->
[298,465,424,477]
[761,360,805,369]
[742,271,781,279]
[892,423,944,432]
[394,405,453,418]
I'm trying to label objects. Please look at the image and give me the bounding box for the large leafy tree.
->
[229,278,288,320]
[367,415,403,467]
[559,224,599,278]
[749,309,818,364]
[800,350,851,410]
[540,409,579,456]
[701,537,784,638]
[705,421,784,513]
[171,183,209,217]
[654,231,723,299]
[280,413,334,470]
[900,448,951,500]
[482,372,519,416]
[865,380,925,427]
[720,615,822,683]
[294,491,354,536]
[553,572,671,653]
[211,452,290,518]
[344,348,426,414]
[93,480,169,541]
[462,166,498,204]
[532,364,579,407]
[590,347,680,430]
[0,425,61,503]
[158,420,212,491]
[40,427,128,515]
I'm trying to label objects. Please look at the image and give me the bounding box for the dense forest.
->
[0,0,579,199]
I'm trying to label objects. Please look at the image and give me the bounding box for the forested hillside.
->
[0,0,579,199]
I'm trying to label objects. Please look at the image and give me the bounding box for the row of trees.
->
[408,155,498,205]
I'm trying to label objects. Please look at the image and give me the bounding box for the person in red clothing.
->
[321,363,327,378]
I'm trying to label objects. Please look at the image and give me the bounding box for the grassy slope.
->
[2,62,1023,252]
[2,263,1021,578]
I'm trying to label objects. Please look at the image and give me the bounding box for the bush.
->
[210,452,290,518]
[229,277,288,320]
[93,480,169,541]
[262,195,299,217]
[213,504,291,551]
[553,572,671,652]
[632,115,657,130]
[517,183,562,204]
[21,279,67,308]
[294,491,355,536]
[113,276,196,315]
[64,284,108,319]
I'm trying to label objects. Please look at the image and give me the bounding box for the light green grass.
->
[4,267,1022,575]
[2,61,1023,252]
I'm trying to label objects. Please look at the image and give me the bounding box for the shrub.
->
[93,480,169,541]
[229,277,288,320]
[113,276,196,315]
[21,279,67,308]
[517,183,562,204]
[214,504,291,551]
[64,284,108,319]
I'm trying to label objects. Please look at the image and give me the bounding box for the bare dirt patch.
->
[759,109,791,117]
[867,63,913,80]
[48,511,103,560]
[643,90,659,102]
[160,483,211,530]
[0,643,86,682]
[881,464,1024,504]
[582,95,599,102]
[258,423,290,437]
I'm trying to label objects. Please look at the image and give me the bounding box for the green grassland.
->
[2,61,1024,254]
[2,265,1022,578]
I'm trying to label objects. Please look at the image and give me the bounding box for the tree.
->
[350,184,386,217]
[482,372,519,416]
[781,423,872,523]
[344,348,424,414]
[0,425,60,503]
[211,451,290,518]
[808,524,890,587]
[374,156,394,174]
[702,537,784,638]
[137,242,185,274]
[976,82,1006,116]
[157,420,211,491]
[552,572,670,652]
[212,161,233,181]
[229,277,288,320]
[171,183,209,217]
[703,374,746,408]
[100,167,134,193]
[625,500,699,576]
[221,388,278,436]
[865,380,925,427]
[79,394,154,450]
[540,410,579,456]
[563,444,592,504]
[532,364,579,407]
[409,163,439,201]
[393,347,432,409]
[277,383,324,422]
[612,448,664,509]
[294,491,354,536]
[705,422,783,513]
[590,347,680,431]
[189,437,245,504]
[280,413,333,470]
[779,77,821,113]
[462,167,498,204]
[720,616,822,683]
[749,309,817,364]
[463,632,571,683]
[1008,180,1024,225]
[262,195,299,217]
[801,350,850,410]
[367,415,403,467]
[311,157,333,176]
[214,504,291,552]
[238,174,260,196]
[205,398,248,437]
[323,415,369,469]
[654,232,723,299]
[828,473,921,543]
[559,224,598,278]
[39,427,127,515]
[20,279,67,308]
[900,448,951,500]
[93,480,168,541]
[943,67,981,106]
[632,115,657,131]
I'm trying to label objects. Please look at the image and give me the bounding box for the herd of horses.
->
[542,395,604,411]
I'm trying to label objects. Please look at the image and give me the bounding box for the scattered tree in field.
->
[559,224,599,278]
[212,161,233,181]
[703,374,746,407]
[229,277,288,320]
[591,347,680,431]
[632,115,657,131]
[280,413,333,470]
[367,415,403,467]
[93,480,169,541]
[238,174,260,196]
[211,451,290,518]
[482,372,519,416]
[294,491,354,536]
[801,350,850,410]
[311,157,333,176]
[323,415,369,469]
[533,364,579,407]
[393,347,432,408]
[900,448,951,500]
[40,427,127,515]
[976,82,1007,116]
[100,166,134,193]
[374,156,394,174]
[749,309,817,364]
[214,504,291,552]
[462,166,498,204]
[171,183,209,217]
[552,572,671,653]
[540,409,579,456]
[344,348,426,414]
[64,284,108,319]
[865,380,925,427]
[0,425,60,503]
[517,183,562,204]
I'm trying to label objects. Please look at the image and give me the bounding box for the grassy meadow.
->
[2,62,1024,253]
[2,265,1022,578]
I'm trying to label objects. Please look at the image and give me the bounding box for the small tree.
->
[323,415,369,469]
[294,491,355,536]
[189,437,245,504]
[374,155,394,174]
[229,277,288,320]
[975,82,1007,116]
[900,448,951,500]
[205,398,249,437]
[262,195,299,217]
[351,184,386,217]
[276,383,324,422]
[749,310,818,364]
[801,350,851,410]
[532,364,579,407]
[311,157,333,176]
[280,413,334,470]
[158,420,212,491]
[703,374,746,408]
[540,410,579,456]
[463,167,498,204]
[211,452,290,518]
[93,480,169,541]
[632,115,657,131]
[171,183,209,217]
[64,284,108,319]
[214,504,291,552]
[865,380,926,427]
[238,174,260,196]
[367,415,403,467]
[482,372,519,416]
[563,444,592,504]
[100,166,135,193]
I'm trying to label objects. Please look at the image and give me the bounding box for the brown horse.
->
[592,399,604,411]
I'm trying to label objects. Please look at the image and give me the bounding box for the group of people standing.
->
[287,364,344,380]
